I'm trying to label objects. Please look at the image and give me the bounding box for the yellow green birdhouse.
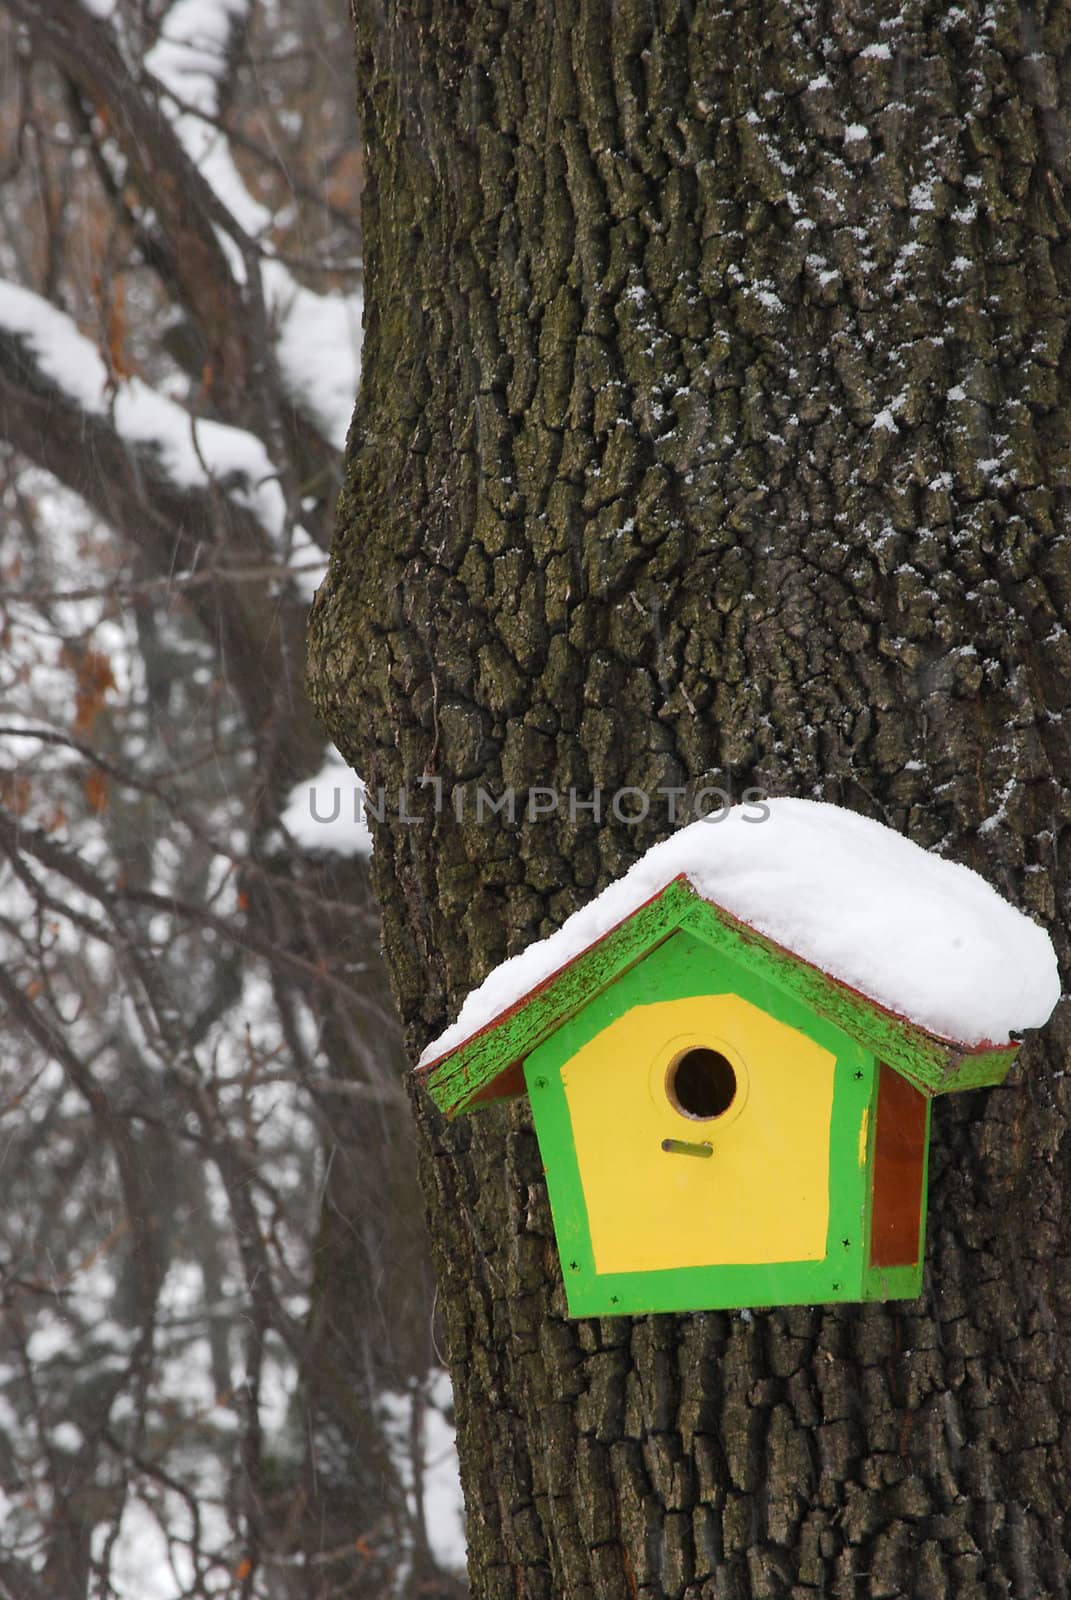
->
[416,800,1058,1317]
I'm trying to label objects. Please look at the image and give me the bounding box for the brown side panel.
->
[869,1064,928,1268]
[469,1059,527,1105]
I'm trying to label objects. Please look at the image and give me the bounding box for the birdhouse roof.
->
[417,800,1059,1114]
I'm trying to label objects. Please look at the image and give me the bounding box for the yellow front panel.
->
[562,995,836,1273]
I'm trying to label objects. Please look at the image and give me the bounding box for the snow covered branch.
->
[0,285,322,799]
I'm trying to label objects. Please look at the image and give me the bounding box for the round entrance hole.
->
[667,1048,737,1120]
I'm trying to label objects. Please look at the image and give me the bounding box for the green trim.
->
[676,899,1017,1097]
[420,877,1018,1115]
[526,931,886,1317]
[936,1051,1018,1094]
[421,878,698,1115]
[861,1261,925,1303]
[562,1259,869,1318]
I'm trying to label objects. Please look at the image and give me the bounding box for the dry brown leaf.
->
[83,769,110,814]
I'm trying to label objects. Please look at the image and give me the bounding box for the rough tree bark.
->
[309,3,1071,1596]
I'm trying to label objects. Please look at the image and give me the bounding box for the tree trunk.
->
[309,2,1071,1595]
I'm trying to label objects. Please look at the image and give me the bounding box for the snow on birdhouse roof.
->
[418,798,1060,1071]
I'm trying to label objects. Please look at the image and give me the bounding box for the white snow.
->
[287,521,329,601]
[93,1504,176,1600]
[51,1421,85,1453]
[380,1370,465,1574]
[418,799,1060,1067]
[421,1369,467,1571]
[145,0,248,105]
[0,281,286,535]
[273,274,363,451]
[281,751,372,857]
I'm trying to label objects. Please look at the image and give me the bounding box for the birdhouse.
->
[417,801,1058,1317]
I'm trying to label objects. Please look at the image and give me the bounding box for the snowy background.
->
[0,3,463,1596]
